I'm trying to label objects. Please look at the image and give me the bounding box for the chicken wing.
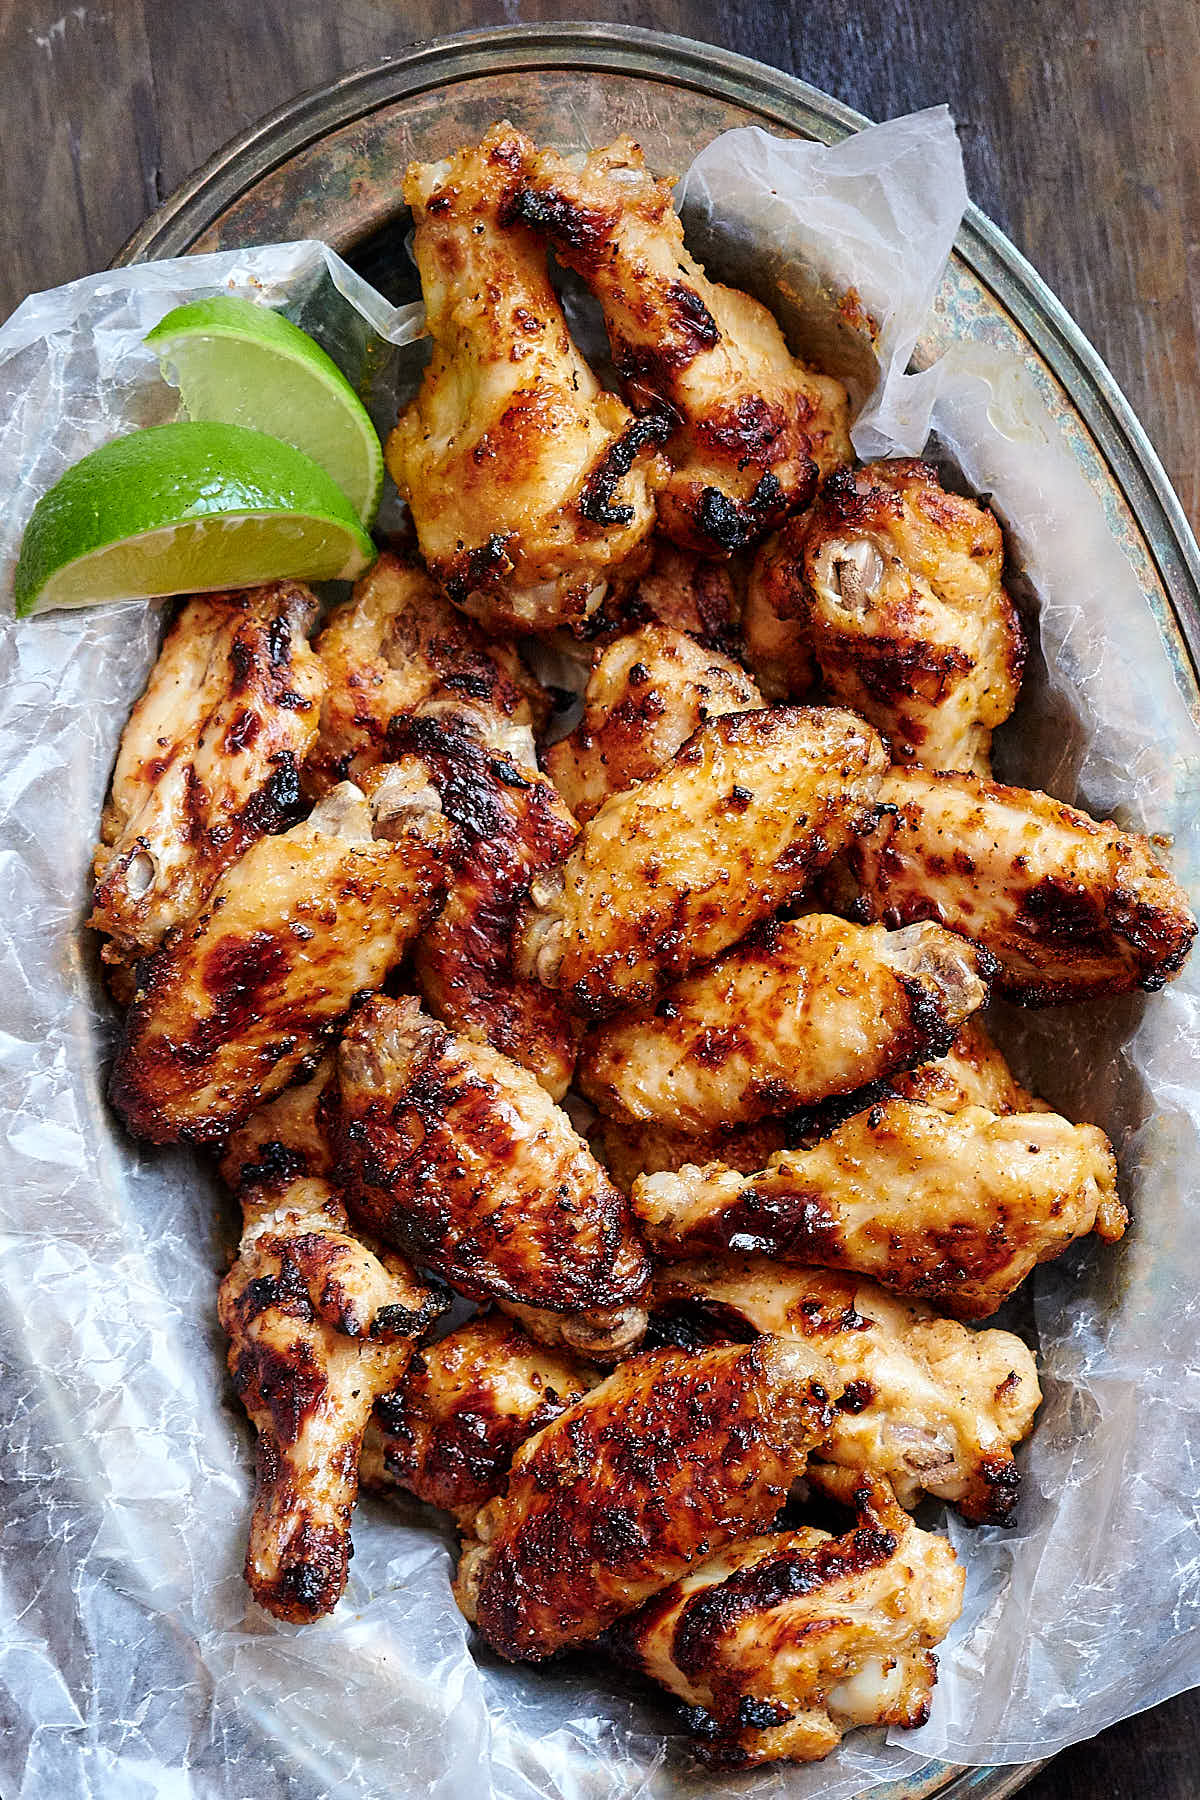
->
[578,917,992,1132]
[455,1338,840,1660]
[514,137,850,555]
[604,1469,963,1767]
[595,1116,792,1194]
[797,462,1025,773]
[219,1189,444,1622]
[520,705,888,1017]
[742,520,817,700]
[653,1258,1040,1522]
[89,582,324,974]
[110,766,453,1143]
[385,124,665,634]
[891,1015,1048,1115]
[218,1055,336,1195]
[840,765,1197,1002]
[306,553,542,794]
[334,995,650,1358]
[361,1310,599,1523]
[544,624,763,822]
[596,539,744,651]
[634,1098,1124,1318]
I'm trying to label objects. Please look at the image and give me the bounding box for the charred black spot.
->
[578,407,674,527]
[507,186,618,269]
[441,533,516,602]
[267,612,293,667]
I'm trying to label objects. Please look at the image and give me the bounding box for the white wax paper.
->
[2,108,1199,1799]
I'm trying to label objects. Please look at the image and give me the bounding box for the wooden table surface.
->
[2,1,1197,1795]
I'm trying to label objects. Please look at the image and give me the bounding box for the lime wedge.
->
[14,421,376,618]
[146,294,383,525]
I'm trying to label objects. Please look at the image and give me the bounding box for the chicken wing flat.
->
[334,995,650,1357]
[219,1188,444,1622]
[90,582,324,974]
[385,124,665,634]
[361,1310,599,1523]
[634,1098,1124,1318]
[604,1469,963,1767]
[544,624,763,822]
[110,768,453,1143]
[841,765,1197,1002]
[306,553,541,794]
[798,462,1025,773]
[653,1258,1041,1522]
[521,705,888,1017]
[385,709,582,1098]
[578,917,992,1133]
[454,1338,840,1660]
[514,137,850,555]
[743,521,817,701]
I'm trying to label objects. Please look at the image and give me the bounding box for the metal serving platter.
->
[114,22,1200,1799]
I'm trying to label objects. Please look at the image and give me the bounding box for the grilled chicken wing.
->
[361,1310,599,1523]
[219,1187,444,1622]
[544,624,763,822]
[892,1015,1048,1115]
[307,553,541,794]
[798,463,1025,773]
[110,767,452,1143]
[595,1116,792,1194]
[90,582,324,976]
[605,1469,963,1767]
[521,706,888,1017]
[579,917,992,1132]
[654,1258,1040,1522]
[386,125,665,634]
[218,1056,336,1194]
[334,995,650,1358]
[597,539,744,651]
[743,522,817,700]
[634,1098,1124,1318]
[455,1338,840,1660]
[514,137,850,555]
[841,765,1197,1002]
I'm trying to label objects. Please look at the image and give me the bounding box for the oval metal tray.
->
[115,23,1200,1798]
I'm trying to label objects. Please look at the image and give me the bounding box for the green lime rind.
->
[14,420,376,618]
[146,294,383,525]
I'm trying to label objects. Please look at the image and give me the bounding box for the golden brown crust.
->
[218,1057,336,1195]
[594,1116,792,1194]
[844,765,1197,1003]
[455,1338,840,1660]
[892,1015,1049,1114]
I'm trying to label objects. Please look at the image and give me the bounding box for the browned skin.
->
[514,136,850,556]
[454,1338,841,1661]
[842,765,1197,1003]
[604,1469,963,1767]
[744,519,817,701]
[89,582,325,971]
[306,553,542,795]
[219,1182,445,1623]
[594,539,745,652]
[520,705,889,1019]
[544,624,763,822]
[634,1097,1125,1319]
[334,995,650,1358]
[578,916,993,1133]
[218,1056,336,1194]
[361,1310,599,1523]
[653,1258,1041,1524]
[386,124,665,634]
[891,1015,1048,1115]
[595,1116,793,1194]
[109,770,453,1144]
[798,462,1025,773]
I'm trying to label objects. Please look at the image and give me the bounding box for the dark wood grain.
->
[2,1,1197,1792]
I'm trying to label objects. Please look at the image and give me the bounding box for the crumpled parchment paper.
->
[1,106,1199,1800]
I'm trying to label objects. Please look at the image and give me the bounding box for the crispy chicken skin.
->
[90,582,324,971]
[578,917,993,1132]
[514,137,850,556]
[634,1098,1125,1318]
[544,624,763,822]
[386,709,582,1099]
[892,1015,1048,1115]
[218,1056,336,1194]
[306,554,541,794]
[386,125,665,634]
[520,705,889,1018]
[743,522,817,701]
[219,1187,444,1622]
[653,1259,1041,1522]
[798,463,1025,773]
[334,996,650,1358]
[454,1338,841,1660]
[110,769,453,1144]
[842,765,1197,1003]
[604,1469,963,1767]
[361,1310,599,1522]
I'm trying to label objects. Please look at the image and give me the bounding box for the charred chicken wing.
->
[455,1338,840,1659]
